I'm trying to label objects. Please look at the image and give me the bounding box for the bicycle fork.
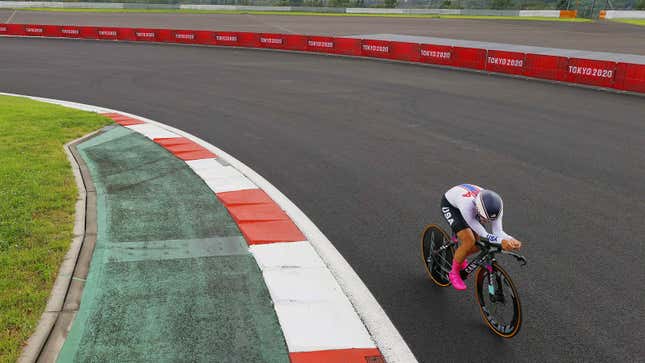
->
[487,266,506,303]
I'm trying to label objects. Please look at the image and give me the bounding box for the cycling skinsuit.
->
[440,184,512,246]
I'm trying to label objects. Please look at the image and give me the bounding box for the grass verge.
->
[611,19,645,26]
[0,95,110,363]
[19,7,591,21]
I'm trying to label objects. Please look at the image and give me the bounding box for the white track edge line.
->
[1,92,417,363]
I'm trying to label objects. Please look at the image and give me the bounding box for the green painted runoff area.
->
[58,126,288,362]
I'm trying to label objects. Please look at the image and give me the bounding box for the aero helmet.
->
[475,190,503,221]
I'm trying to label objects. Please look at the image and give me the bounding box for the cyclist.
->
[441,184,522,290]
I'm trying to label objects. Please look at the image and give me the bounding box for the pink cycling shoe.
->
[449,260,467,290]
[460,259,469,270]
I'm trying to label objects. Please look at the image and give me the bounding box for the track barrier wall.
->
[0,2,578,18]
[600,10,645,19]
[1,23,643,94]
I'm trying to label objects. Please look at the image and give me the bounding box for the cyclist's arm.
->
[491,212,513,241]
[492,213,522,250]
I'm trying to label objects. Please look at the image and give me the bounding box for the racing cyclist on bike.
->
[441,184,522,290]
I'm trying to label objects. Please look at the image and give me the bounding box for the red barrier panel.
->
[306,36,362,57]
[419,44,454,66]
[172,30,214,45]
[453,47,487,70]
[41,25,62,37]
[21,24,61,37]
[59,26,82,38]
[1,24,25,36]
[24,24,47,37]
[118,28,136,41]
[306,36,336,53]
[173,29,198,43]
[154,29,174,42]
[194,30,216,45]
[307,36,362,56]
[236,32,261,48]
[614,62,645,93]
[486,50,526,75]
[209,31,238,46]
[524,53,567,81]
[133,28,158,42]
[566,58,616,88]
[390,42,420,62]
[258,33,307,51]
[60,25,81,38]
[96,27,120,40]
[78,26,98,39]
[330,37,361,56]
[259,33,286,49]
[281,34,308,51]
[11,23,27,36]
[361,39,392,59]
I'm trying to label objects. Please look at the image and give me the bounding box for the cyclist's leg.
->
[454,228,476,264]
[441,196,470,290]
[441,195,465,235]
[441,195,474,263]
[468,243,480,256]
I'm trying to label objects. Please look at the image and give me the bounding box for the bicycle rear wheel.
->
[420,224,455,287]
[474,262,522,338]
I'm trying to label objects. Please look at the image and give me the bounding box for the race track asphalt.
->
[1,37,643,362]
[1,10,644,54]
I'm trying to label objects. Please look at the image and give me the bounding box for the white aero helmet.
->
[475,190,503,221]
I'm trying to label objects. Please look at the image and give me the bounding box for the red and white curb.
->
[3,92,417,363]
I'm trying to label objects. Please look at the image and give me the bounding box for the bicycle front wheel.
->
[420,224,454,287]
[475,262,522,338]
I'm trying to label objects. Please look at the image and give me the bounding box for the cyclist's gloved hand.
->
[502,238,522,251]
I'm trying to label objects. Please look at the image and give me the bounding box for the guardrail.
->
[1,23,643,94]
[600,10,645,19]
[0,2,578,17]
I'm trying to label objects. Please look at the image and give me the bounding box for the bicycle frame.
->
[458,238,527,280]
[460,241,495,279]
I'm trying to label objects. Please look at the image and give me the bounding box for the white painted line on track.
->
[245,13,295,34]
[5,9,17,24]
[1,91,418,363]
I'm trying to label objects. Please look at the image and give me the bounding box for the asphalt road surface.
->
[1,38,643,362]
[1,10,644,54]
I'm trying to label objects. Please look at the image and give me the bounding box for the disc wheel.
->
[474,262,522,338]
[420,224,455,287]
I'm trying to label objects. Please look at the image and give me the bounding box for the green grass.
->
[20,7,591,21]
[611,19,645,26]
[0,95,110,363]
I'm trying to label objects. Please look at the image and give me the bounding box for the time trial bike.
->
[420,224,527,338]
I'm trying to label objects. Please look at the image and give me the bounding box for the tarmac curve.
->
[1,37,644,362]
